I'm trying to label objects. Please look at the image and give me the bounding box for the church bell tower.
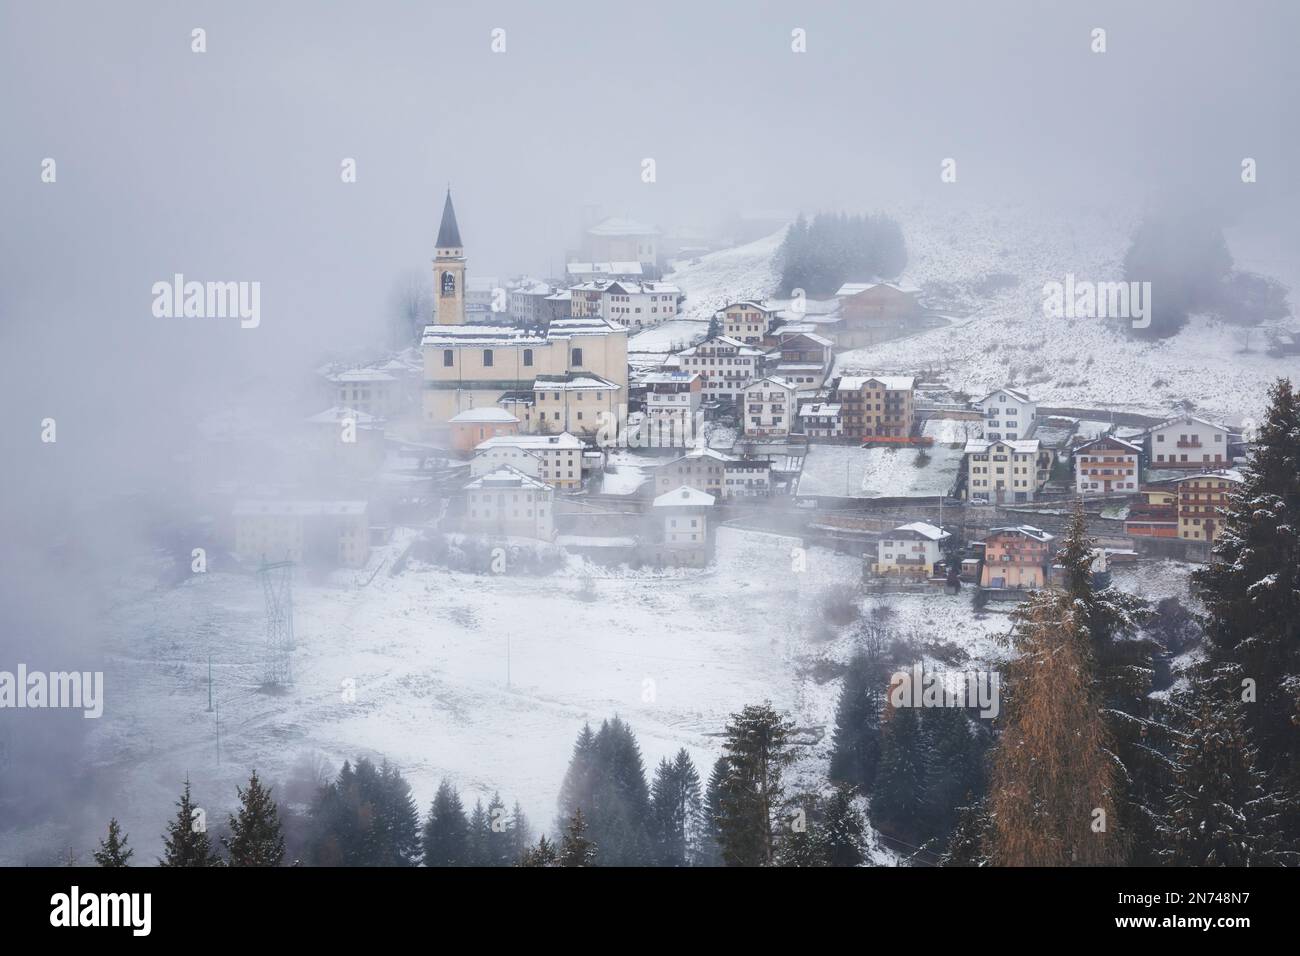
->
[433,188,466,326]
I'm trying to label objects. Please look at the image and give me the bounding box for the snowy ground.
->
[658,200,1298,424]
[5,527,889,862]
[796,443,965,499]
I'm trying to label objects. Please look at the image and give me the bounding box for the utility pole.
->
[215,700,221,767]
[206,653,213,713]
[506,633,512,690]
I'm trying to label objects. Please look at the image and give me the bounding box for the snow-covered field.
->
[797,443,965,499]
[6,528,891,862]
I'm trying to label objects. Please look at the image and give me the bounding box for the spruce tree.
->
[484,792,512,866]
[698,757,729,867]
[919,706,984,842]
[942,800,990,867]
[775,793,828,867]
[1161,679,1288,865]
[558,809,596,866]
[223,770,285,866]
[508,801,533,865]
[828,648,884,793]
[1194,378,1300,841]
[870,699,926,841]
[716,702,796,866]
[556,723,596,832]
[466,798,489,867]
[519,834,558,867]
[649,749,704,866]
[821,785,867,867]
[93,818,134,867]
[422,779,470,867]
[159,778,221,867]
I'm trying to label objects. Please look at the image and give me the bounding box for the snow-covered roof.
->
[476,432,584,451]
[837,374,916,392]
[779,330,834,347]
[965,438,1041,455]
[533,372,619,391]
[987,525,1054,542]
[421,324,547,347]
[449,408,519,424]
[835,281,921,296]
[661,448,738,467]
[798,403,842,417]
[717,300,777,314]
[653,485,716,508]
[1075,434,1142,454]
[891,521,951,541]
[1176,469,1244,484]
[327,368,398,383]
[642,371,699,385]
[464,465,552,492]
[1148,413,1229,434]
[978,386,1032,405]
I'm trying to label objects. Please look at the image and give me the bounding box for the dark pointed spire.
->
[436,188,462,249]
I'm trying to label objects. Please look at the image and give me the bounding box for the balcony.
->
[1176,439,1202,448]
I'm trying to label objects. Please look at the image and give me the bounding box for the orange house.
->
[980,525,1055,589]
[449,408,519,454]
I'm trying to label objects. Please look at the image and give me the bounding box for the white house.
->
[642,371,702,445]
[653,485,715,547]
[1146,414,1231,469]
[474,432,585,490]
[463,466,555,540]
[716,301,779,344]
[872,522,950,577]
[742,376,798,438]
[470,444,543,479]
[1074,434,1142,494]
[673,336,766,405]
[965,437,1043,503]
[977,387,1036,441]
[798,402,843,439]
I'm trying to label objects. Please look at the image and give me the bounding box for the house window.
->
[483,349,494,367]
[443,349,454,367]
[523,349,533,367]
[571,347,583,366]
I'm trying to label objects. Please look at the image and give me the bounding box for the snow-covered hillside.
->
[664,201,1298,423]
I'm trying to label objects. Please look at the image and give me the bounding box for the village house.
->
[463,466,555,540]
[601,280,681,330]
[1124,486,1178,538]
[980,525,1055,590]
[798,402,843,440]
[470,443,542,479]
[531,372,621,439]
[322,367,406,420]
[722,458,772,498]
[742,376,798,438]
[965,438,1043,503]
[448,407,520,454]
[833,282,923,348]
[1175,470,1243,542]
[836,375,916,440]
[541,289,572,322]
[766,331,834,390]
[508,280,553,324]
[716,301,779,345]
[650,485,715,566]
[654,449,771,500]
[872,522,950,578]
[673,336,765,406]
[1074,434,1142,494]
[465,276,501,320]
[474,432,585,490]
[642,371,702,446]
[1146,414,1231,469]
[977,387,1036,440]
[233,500,370,569]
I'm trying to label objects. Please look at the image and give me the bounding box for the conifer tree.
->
[828,648,884,792]
[715,702,796,866]
[821,784,867,867]
[375,760,422,866]
[986,592,1126,865]
[93,818,134,867]
[649,749,704,866]
[508,801,533,865]
[942,800,990,867]
[1194,378,1300,840]
[484,791,512,866]
[870,698,926,841]
[919,706,984,842]
[558,809,596,866]
[556,723,596,832]
[519,834,558,867]
[466,798,489,867]
[223,770,285,866]
[698,757,729,867]
[159,778,221,867]
[1160,679,1289,865]
[421,779,470,867]
[775,793,828,867]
